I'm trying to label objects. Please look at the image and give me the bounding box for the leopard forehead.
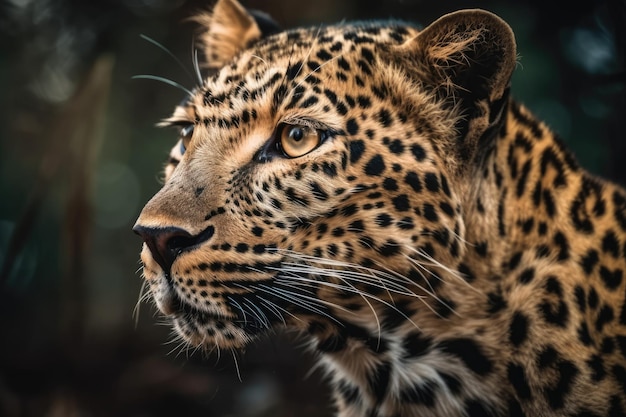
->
[180,22,456,155]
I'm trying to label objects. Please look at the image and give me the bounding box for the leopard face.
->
[134,1,626,416]
[134,2,482,351]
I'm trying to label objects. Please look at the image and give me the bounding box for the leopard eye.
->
[278,124,323,158]
[179,124,194,154]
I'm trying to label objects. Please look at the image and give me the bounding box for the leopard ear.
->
[414,9,516,102]
[195,0,281,69]
[394,10,517,160]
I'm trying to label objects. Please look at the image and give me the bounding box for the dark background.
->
[0,0,624,416]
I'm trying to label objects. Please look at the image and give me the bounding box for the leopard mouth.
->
[146,254,338,349]
[154,272,286,348]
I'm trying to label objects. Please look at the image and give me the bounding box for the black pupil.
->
[289,127,304,142]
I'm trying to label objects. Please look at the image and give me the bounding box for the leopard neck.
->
[461,98,581,285]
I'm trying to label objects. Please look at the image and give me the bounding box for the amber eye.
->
[279,124,323,158]
[179,124,194,154]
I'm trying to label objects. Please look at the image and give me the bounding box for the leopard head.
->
[133,0,516,350]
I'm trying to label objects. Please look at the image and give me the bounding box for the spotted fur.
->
[133,1,626,415]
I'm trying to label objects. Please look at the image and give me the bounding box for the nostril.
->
[165,225,214,254]
[133,225,215,273]
[167,234,196,252]
[191,225,215,247]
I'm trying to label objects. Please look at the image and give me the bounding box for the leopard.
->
[133,0,626,415]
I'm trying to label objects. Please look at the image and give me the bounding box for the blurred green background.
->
[0,0,624,416]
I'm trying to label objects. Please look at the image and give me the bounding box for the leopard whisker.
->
[275,271,420,332]
[189,334,206,359]
[132,74,194,96]
[166,334,189,358]
[250,54,268,65]
[291,52,344,94]
[213,340,222,364]
[410,246,480,294]
[204,343,218,360]
[290,24,323,83]
[413,247,465,282]
[273,278,354,316]
[251,282,315,315]
[192,45,203,86]
[405,249,450,286]
[448,227,474,248]
[133,280,149,327]
[161,327,183,345]
[401,256,460,318]
[175,340,190,360]
[227,296,249,327]
[255,295,289,326]
[329,273,382,343]
[155,318,173,327]
[402,256,441,295]
[243,298,271,329]
[276,249,429,301]
[275,250,432,326]
[140,33,196,84]
[253,283,343,325]
[230,348,243,382]
[277,259,426,300]
[418,226,474,249]
[358,256,437,304]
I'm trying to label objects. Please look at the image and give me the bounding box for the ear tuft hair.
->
[194,0,280,69]
[390,9,517,163]
[415,10,516,105]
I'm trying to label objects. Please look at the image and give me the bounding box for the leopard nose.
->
[133,225,215,273]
